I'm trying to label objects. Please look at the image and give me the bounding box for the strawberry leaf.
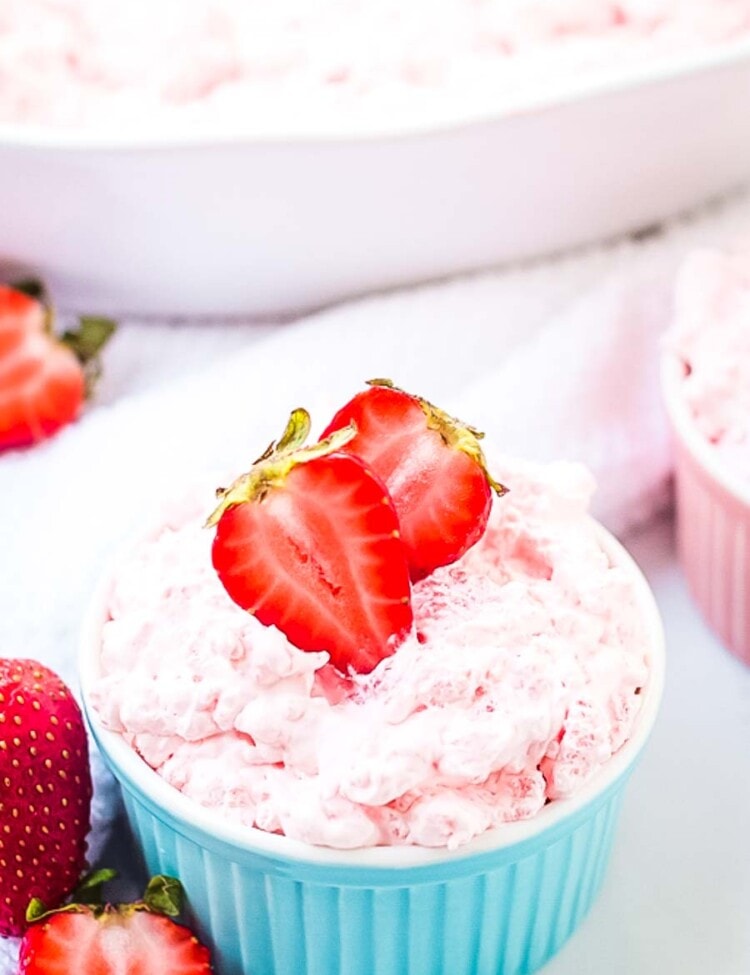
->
[206,410,357,528]
[72,867,118,905]
[26,898,48,924]
[60,316,116,396]
[25,899,81,925]
[11,278,46,302]
[266,406,312,457]
[61,316,116,365]
[143,875,184,918]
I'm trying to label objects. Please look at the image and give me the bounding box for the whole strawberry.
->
[18,872,213,974]
[0,283,114,451]
[321,379,507,579]
[0,658,92,936]
[207,408,413,674]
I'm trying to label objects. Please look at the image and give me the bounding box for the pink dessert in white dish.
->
[1,0,749,133]
[92,456,650,851]
[666,248,750,486]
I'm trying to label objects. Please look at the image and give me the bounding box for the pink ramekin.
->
[662,354,750,665]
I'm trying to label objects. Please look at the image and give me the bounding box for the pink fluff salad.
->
[667,248,750,487]
[1,0,749,133]
[92,457,650,851]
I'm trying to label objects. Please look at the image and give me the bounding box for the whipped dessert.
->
[93,457,650,850]
[667,248,750,486]
[1,0,748,134]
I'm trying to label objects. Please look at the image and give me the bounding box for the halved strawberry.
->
[18,873,213,974]
[321,379,507,579]
[0,284,114,451]
[207,409,412,674]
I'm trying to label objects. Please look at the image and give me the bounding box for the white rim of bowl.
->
[2,38,750,150]
[661,352,750,509]
[79,522,665,869]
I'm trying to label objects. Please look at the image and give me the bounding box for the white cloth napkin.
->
[1,188,749,969]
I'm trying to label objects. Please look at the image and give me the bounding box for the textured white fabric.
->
[1,189,749,968]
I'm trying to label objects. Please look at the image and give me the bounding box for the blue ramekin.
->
[80,527,664,975]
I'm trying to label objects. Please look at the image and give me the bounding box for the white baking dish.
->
[1,39,749,318]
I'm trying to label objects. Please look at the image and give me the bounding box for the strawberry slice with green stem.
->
[321,378,507,580]
[18,872,213,974]
[207,408,413,675]
[0,282,115,451]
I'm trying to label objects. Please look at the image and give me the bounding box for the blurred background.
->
[1,3,749,974]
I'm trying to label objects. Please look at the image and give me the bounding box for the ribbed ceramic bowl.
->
[80,527,664,975]
[662,354,750,665]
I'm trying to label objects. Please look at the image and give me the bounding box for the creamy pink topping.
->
[92,458,650,850]
[1,1,748,133]
[668,248,750,485]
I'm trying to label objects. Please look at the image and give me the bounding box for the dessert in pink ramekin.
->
[662,247,750,665]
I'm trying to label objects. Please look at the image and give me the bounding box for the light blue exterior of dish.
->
[108,754,633,975]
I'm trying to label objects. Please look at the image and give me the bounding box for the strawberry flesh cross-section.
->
[320,379,507,580]
[207,408,413,674]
